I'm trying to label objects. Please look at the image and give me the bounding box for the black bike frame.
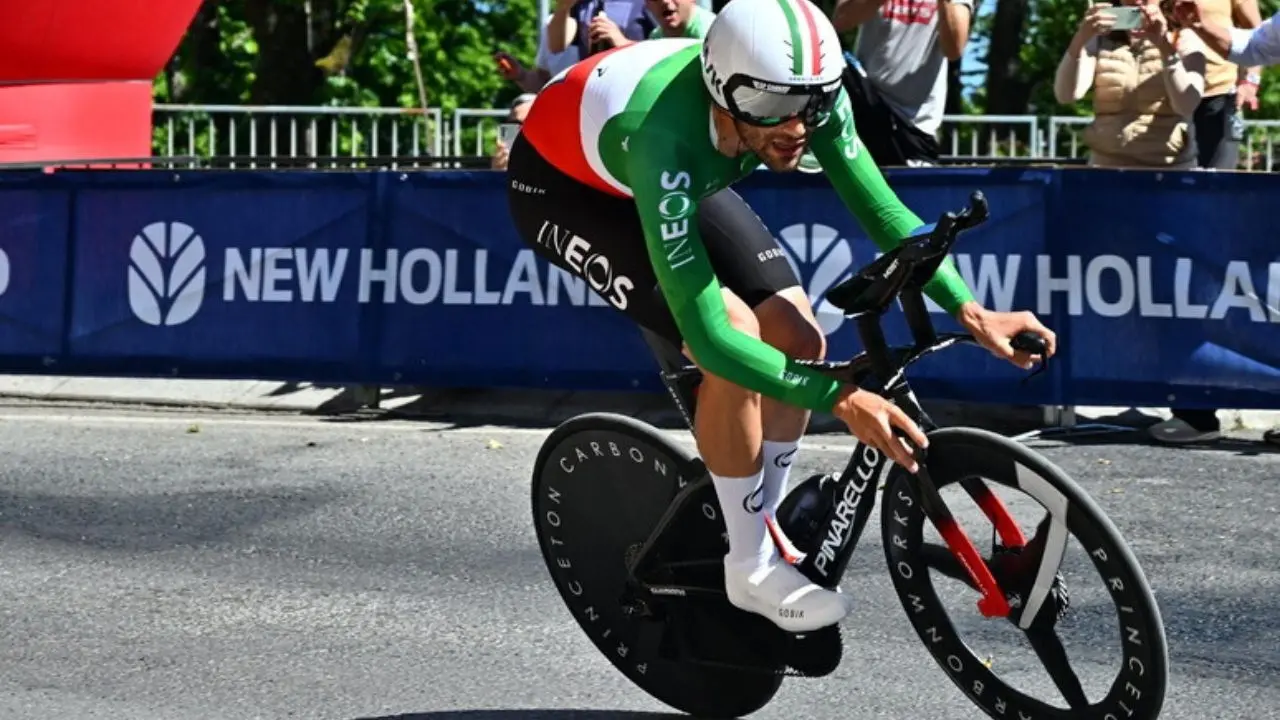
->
[625,193,1037,619]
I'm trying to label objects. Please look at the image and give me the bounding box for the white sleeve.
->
[536,38,551,71]
[1229,12,1280,67]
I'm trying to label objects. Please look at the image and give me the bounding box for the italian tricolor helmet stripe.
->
[775,0,822,77]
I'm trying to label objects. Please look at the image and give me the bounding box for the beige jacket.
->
[1055,29,1207,168]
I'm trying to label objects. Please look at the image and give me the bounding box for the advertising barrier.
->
[0,166,1277,409]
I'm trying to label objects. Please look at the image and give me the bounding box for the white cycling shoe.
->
[723,554,854,633]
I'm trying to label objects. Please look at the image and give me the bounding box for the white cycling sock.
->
[761,439,800,516]
[711,468,774,567]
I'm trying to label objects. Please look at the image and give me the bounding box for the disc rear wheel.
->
[531,413,784,718]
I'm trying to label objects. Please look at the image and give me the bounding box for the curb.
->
[0,377,1274,436]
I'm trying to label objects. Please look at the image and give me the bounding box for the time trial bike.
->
[530,191,1169,719]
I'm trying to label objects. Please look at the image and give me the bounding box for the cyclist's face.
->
[735,117,809,172]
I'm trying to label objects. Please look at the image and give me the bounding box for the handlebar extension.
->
[823,191,1049,387]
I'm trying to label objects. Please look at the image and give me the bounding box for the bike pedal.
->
[783,624,843,677]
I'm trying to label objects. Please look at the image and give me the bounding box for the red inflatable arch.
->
[0,0,202,165]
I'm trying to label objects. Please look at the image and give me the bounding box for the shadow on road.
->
[1015,408,1280,456]
[0,485,339,552]
[354,711,684,720]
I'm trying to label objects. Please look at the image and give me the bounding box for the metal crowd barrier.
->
[149,105,1280,171]
[152,104,446,169]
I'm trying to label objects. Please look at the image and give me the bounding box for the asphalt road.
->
[0,402,1276,720]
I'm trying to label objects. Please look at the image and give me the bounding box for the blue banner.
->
[0,166,1276,409]
[64,172,376,379]
[0,180,70,364]
[1052,170,1280,408]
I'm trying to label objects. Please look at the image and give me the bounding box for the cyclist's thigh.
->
[695,187,802,310]
[505,133,681,343]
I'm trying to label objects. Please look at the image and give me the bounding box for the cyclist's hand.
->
[958,302,1057,370]
[832,388,927,474]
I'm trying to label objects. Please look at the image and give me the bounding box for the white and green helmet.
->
[700,0,845,127]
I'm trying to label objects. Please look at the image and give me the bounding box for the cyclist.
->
[505,0,1056,633]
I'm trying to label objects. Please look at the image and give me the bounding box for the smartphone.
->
[1103,6,1144,30]
[497,122,521,147]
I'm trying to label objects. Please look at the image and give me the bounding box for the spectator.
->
[1175,0,1278,70]
[1171,0,1280,447]
[548,0,656,57]
[1054,0,1207,170]
[646,0,715,38]
[496,17,582,94]
[831,0,975,167]
[1145,0,1260,446]
[1189,0,1262,171]
[491,94,536,171]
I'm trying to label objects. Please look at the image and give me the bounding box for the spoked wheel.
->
[531,413,785,718]
[880,427,1169,719]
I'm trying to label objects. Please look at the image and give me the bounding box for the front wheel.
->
[531,412,784,718]
[880,427,1169,719]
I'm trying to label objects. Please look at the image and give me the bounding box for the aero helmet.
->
[701,0,845,127]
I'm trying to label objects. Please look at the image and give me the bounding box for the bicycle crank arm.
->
[910,447,1011,619]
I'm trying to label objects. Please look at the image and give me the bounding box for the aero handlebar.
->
[822,191,1049,387]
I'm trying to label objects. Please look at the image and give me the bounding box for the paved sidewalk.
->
[0,375,1275,437]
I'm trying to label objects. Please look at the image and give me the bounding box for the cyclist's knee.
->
[682,289,760,377]
[756,290,826,361]
[776,316,825,361]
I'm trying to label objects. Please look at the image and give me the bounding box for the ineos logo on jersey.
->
[536,221,634,310]
[657,191,692,222]
[656,171,696,270]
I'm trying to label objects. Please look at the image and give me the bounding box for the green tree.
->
[158,0,537,110]
[154,0,538,159]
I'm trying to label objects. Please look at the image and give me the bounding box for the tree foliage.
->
[156,0,1280,122]
[156,0,538,113]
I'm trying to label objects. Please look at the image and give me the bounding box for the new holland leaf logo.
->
[775,223,853,335]
[127,221,207,327]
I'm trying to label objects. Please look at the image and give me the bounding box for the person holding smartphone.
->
[491,94,537,171]
[547,0,654,57]
[1054,0,1207,169]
